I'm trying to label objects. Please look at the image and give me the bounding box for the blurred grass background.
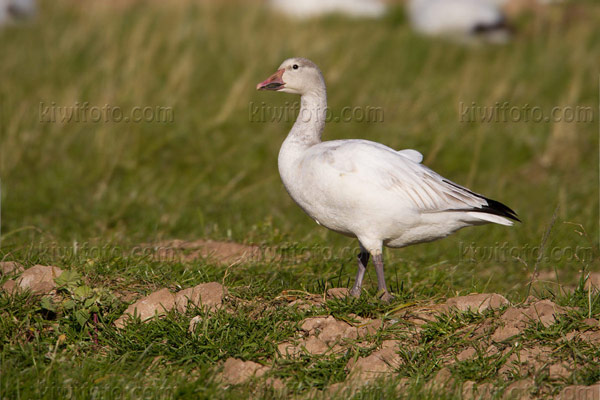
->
[0,0,598,297]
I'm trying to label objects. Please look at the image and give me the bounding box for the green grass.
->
[1,0,599,398]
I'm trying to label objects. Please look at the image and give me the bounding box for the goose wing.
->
[311,140,518,223]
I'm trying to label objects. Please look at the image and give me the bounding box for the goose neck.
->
[288,89,327,146]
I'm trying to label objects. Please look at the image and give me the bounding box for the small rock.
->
[327,287,350,299]
[503,379,533,400]
[580,330,600,344]
[221,358,268,385]
[381,340,399,350]
[114,288,175,328]
[303,336,329,355]
[563,331,579,341]
[320,320,357,342]
[492,325,521,342]
[457,347,476,361]
[493,301,565,341]
[1,279,17,293]
[301,316,335,333]
[300,315,380,344]
[348,346,401,382]
[300,315,353,342]
[174,282,225,313]
[549,363,570,379]
[0,261,24,276]
[17,265,63,294]
[427,367,454,391]
[462,381,476,399]
[409,308,440,325]
[465,382,495,399]
[501,307,527,326]
[446,293,509,313]
[278,336,338,357]
[463,381,496,400]
[327,382,349,396]
[524,299,565,327]
[583,318,598,327]
[502,346,552,376]
[265,377,285,391]
[559,384,600,400]
[356,317,383,336]
[491,307,528,342]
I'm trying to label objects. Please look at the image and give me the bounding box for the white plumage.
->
[257,58,518,301]
[407,0,510,43]
[268,0,386,19]
[0,0,35,27]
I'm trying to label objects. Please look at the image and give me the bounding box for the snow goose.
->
[0,0,35,26]
[257,58,519,302]
[268,0,386,19]
[407,0,510,44]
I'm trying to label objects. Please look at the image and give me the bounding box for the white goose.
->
[407,0,510,43]
[257,58,519,302]
[0,0,35,27]
[268,0,386,19]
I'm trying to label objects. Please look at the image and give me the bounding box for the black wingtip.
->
[441,179,520,223]
[481,197,521,223]
[472,16,513,35]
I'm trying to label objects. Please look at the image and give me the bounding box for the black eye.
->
[293,64,299,70]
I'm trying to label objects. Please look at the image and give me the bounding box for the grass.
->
[0,0,599,398]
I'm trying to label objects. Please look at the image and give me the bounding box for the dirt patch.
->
[174,282,225,312]
[115,281,226,329]
[503,379,534,400]
[2,279,17,293]
[146,239,263,265]
[281,290,326,311]
[583,318,598,327]
[278,315,382,357]
[114,288,175,328]
[462,381,496,400]
[564,329,600,345]
[0,261,24,276]
[524,299,566,327]
[327,287,350,299]
[347,341,402,382]
[301,315,381,341]
[492,300,567,342]
[446,293,509,313]
[392,302,447,329]
[499,345,555,376]
[457,347,477,361]
[221,358,269,385]
[15,265,63,295]
[425,367,455,392]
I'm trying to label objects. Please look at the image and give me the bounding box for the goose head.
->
[256,57,325,96]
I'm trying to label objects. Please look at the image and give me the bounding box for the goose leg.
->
[373,254,394,303]
[350,249,369,298]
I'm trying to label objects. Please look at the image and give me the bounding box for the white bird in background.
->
[0,0,35,27]
[268,0,386,19]
[407,0,511,43]
[257,58,519,302]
